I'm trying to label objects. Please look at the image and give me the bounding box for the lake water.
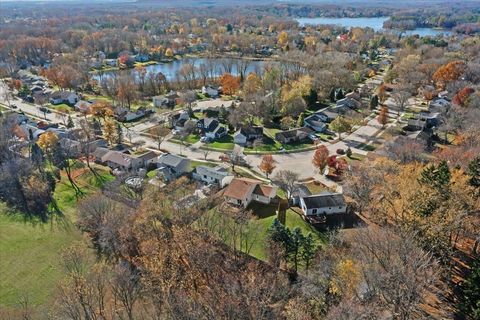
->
[296,17,452,37]
[93,58,268,82]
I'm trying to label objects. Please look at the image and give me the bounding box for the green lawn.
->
[208,134,235,150]
[0,167,113,316]
[200,202,324,261]
[190,160,218,170]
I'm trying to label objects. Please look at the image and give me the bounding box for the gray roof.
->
[302,191,346,209]
[195,165,231,180]
[157,154,189,168]
[93,147,110,158]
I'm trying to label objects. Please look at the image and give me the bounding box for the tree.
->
[351,227,440,320]
[243,72,261,96]
[149,126,170,150]
[433,60,465,88]
[391,90,411,117]
[277,31,288,48]
[452,87,475,107]
[117,75,137,109]
[165,48,174,58]
[258,154,276,178]
[273,170,299,204]
[37,132,59,161]
[458,258,480,319]
[104,119,117,146]
[296,113,305,128]
[378,105,389,128]
[467,156,480,191]
[220,73,240,95]
[179,90,197,115]
[329,116,352,140]
[312,145,329,174]
[66,115,75,129]
[90,100,114,120]
[301,233,316,271]
[369,94,379,109]
[280,116,295,130]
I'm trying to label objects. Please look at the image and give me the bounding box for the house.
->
[156,154,191,181]
[299,191,347,216]
[201,85,220,98]
[304,114,327,133]
[93,147,111,163]
[407,119,427,131]
[49,91,79,105]
[59,138,82,156]
[114,107,150,122]
[315,109,340,123]
[336,97,361,109]
[197,118,227,140]
[137,151,159,168]
[418,112,441,128]
[135,54,150,62]
[429,98,451,111]
[101,150,142,171]
[171,111,190,130]
[275,127,313,144]
[192,165,234,188]
[105,59,118,67]
[223,177,277,208]
[74,100,93,113]
[154,91,179,109]
[233,126,263,145]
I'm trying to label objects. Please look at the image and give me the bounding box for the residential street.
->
[0,69,396,182]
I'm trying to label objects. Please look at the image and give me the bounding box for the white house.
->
[299,191,347,216]
[233,127,263,145]
[49,91,79,105]
[192,165,234,188]
[201,85,220,98]
[223,177,277,208]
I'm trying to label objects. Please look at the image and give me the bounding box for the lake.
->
[296,17,452,37]
[93,58,268,82]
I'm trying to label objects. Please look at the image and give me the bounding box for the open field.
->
[0,167,113,317]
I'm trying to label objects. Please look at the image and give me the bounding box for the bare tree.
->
[391,90,411,117]
[350,227,440,320]
[272,170,299,204]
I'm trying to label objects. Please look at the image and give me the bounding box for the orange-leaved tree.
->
[312,145,329,174]
[220,73,240,95]
[432,60,465,89]
[259,154,276,178]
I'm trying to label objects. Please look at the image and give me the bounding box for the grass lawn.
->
[190,160,218,170]
[305,181,329,194]
[0,209,87,314]
[185,134,201,144]
[49,103,71,111]
[0,166,113,316]
[201,202,324,261]
[208,134,234,150]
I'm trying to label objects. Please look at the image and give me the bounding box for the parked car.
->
[10,104,17,109]
[308,134,319,141]
[200,136,211,143]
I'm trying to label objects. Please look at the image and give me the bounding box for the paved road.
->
[1,66,395,182]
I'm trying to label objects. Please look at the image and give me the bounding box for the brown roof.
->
[253,184,275,198]
[223,177,261,200]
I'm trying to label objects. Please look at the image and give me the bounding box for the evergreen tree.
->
[305,89,318,108]
[467,156,480,190]
[335,88,345,100]
[287,227,305,273]
[329,88,336,102]
[92,118,102,136]
[67,115,75,129]
[301,233,317,271]
[30,143,45,168]
[420,160,451,196]
[370,95,379,109]
[458,258,480,319]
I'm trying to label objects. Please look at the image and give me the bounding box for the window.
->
[312,209,317,214]
[204,175,207,179]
